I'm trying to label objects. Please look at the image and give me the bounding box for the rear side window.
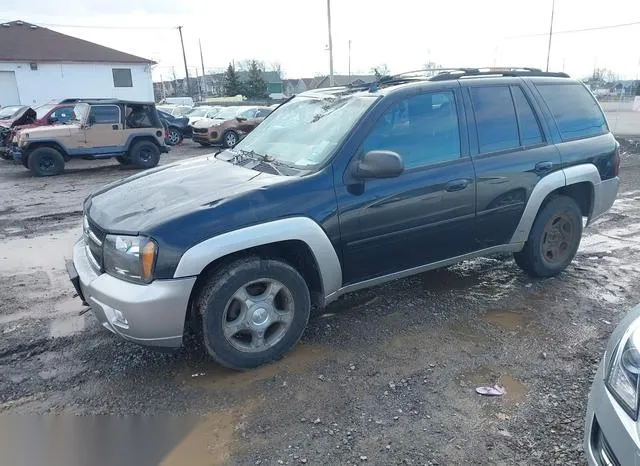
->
[536,83,608,141]
[511,86,543,146]
[89,105,120,124]
[470,86,520,153]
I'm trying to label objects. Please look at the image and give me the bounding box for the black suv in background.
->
[68,68,619,370]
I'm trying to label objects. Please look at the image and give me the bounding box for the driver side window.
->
[362,91,461,170]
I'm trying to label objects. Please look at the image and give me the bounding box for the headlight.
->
[103,234,157,284]
[606,317,640,419]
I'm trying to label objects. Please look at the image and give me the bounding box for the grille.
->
[83,215,105,271]
[192,127,208,134]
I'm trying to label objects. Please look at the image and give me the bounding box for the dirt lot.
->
[1,140,640,465]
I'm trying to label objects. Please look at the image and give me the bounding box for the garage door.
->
[0,71,20,107]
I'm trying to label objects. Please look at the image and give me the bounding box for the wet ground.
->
[1,139,640,465]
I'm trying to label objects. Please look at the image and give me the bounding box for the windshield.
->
[233,95,377,168]
[0,106,24,119]
[72,103,89,122]
[186,107,210,117]
[214,107,241,120]
[36,104,57,119]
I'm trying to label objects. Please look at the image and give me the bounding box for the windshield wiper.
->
[236,149,293,175]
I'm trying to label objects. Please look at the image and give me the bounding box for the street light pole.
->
[327,0,334,86]
[545,0,555,72]
[348,40,351,78]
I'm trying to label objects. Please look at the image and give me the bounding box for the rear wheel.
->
[166,127,183,145]
[196,257,311,370]
[513,195,583,277]
[128,140,160,169]
[27,147,65,176]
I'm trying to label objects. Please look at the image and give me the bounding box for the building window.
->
[112,68,133,87]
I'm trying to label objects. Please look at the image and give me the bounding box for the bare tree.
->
[371,64,390,79]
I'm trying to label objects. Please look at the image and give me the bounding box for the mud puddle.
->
[483,310,527,330]
[0,226,80,273]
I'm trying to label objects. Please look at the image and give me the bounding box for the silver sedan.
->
[585,303,640,465]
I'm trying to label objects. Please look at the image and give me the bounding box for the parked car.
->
[67,68,619,370]
[159,97,195,107]
[191,106,272,148]
[157,109,190,145]
[584,303,640,466]
[157,105,192,118]
[184,106,221,127]
[10,100,169,176]
[0,106,38,157]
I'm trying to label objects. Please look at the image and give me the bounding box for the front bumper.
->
[590,176,620,224]
[70,237,196,348]
[584,359,640,465]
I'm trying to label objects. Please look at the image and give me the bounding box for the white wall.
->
[0,62,154,106]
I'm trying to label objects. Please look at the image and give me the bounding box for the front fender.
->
[173,217,343,297]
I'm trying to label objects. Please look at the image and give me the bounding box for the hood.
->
[87,154,283,232]
[188,116,206,125]
[20,124,78,138]
[192,117,226,129]
[1,107,36,127]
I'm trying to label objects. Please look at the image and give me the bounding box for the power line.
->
[507,20,640,39]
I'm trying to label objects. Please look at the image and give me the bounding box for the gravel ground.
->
[1,139,639,465]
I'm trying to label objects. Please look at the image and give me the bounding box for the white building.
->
[0,20,155,107]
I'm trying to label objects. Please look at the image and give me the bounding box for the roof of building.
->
[313,75,377,88]
[0,20,154,64]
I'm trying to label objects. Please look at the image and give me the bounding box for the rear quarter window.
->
[535,83,608,141]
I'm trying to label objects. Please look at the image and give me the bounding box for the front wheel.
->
[513,195,583,277]
[196,258,311,370]
[27,147,65,176]
[166,127,183,145]
[222,131,239,148]
[128,140,160,169]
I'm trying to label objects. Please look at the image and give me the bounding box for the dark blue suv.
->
[67,68,620,369]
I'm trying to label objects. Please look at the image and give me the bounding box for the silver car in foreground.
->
[585,304,640,465]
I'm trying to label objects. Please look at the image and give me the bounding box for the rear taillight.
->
[613,142,621,177]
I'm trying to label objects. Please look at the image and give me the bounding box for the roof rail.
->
[428,67,570,81]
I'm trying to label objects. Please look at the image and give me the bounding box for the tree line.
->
[224,60,272,98]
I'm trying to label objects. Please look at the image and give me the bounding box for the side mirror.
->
[236,116,247,122]
[350,150,404,180]
[48,117,58,124]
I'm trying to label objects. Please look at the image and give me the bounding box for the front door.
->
[336,89,477,285]
[462,83,562,247]
[82,105,126,153]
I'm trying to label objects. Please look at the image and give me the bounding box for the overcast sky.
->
[2,0,640,81]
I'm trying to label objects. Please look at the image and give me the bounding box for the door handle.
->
[112,124,119,130]
[445,178,471,192]
[535,161,553,174]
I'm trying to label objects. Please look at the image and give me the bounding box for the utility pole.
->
[177,26,191,97]
[199,39,206,96]
[545,0,555,72]
[326,0,334,86]
[348,40,351,78]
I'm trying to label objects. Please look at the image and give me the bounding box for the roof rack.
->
[428,67,570,81]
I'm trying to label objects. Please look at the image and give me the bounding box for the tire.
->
[128,140,160,169]
[166,127,183,146]
[198,141,211,147]
[513,195,583,277]
[222,130,239,148]
[116,155,131,165]
[196,257,311,370]
[27,147,65,177]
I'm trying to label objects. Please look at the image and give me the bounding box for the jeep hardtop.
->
[11,100,169,176]
[67,68,620,370]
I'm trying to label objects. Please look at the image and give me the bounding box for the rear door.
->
[336,88,477,284]
[83,105,126,152]
[463,82,562,247]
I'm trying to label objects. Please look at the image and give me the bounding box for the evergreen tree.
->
[245,60,268,98]
[223,63,241,96]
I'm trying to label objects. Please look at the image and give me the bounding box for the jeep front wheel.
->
[27,147,65,177]
[196,258,311,370]
[513,195,583,277]
[129,141,160,169]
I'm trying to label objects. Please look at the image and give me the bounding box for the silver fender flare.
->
[173,217,343,296]
[509,164,600,245]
